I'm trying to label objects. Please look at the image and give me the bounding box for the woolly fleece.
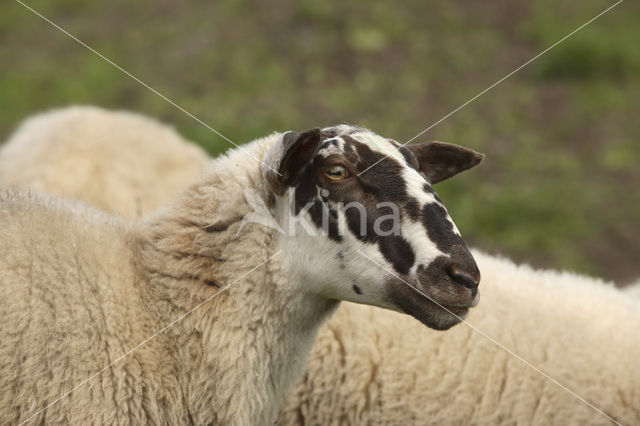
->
[0,106,209,218]
[625,281,640,300]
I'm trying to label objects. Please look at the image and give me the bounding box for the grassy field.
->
[1,0,639,283]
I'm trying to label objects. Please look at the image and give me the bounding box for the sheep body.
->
[0,105,209,217]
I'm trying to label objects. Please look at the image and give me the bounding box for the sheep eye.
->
[325,165,349,181]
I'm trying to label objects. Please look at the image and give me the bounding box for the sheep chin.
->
[385,278,471,331]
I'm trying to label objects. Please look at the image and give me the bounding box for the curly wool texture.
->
[278,251,640,425]
[3,108,638,425]
[0,134,340,425]
[0,105,209,218]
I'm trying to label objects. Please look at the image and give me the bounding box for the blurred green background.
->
[1,0,639,284]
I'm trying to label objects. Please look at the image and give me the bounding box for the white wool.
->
[0,105,210,218]
[624,281,640,300]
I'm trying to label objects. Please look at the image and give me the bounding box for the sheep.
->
[4,108,637,424]
[277,251,640,425]
[0,116,486,425]
[0,105,209,218]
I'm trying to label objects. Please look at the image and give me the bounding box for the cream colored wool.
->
[625,281,640,299]
[277,251,640,425]
[0,106,209,218]
[3,108,638,424]
[0,136,342,425]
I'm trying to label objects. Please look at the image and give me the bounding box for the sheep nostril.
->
[447,267,480,294]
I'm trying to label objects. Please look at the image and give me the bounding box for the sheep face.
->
[262,125,483,330]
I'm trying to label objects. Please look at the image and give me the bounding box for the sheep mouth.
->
[437,303,471,317]
[386,279,474,331]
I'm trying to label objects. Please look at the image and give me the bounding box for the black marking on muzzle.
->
[378,235,415,275]
[422,202,465,254]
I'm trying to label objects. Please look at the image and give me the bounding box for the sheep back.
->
[0,106,210,218]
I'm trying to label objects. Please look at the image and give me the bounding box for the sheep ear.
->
[263,128,321,196]
[406,141,484,184]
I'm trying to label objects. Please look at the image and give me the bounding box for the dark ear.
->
[263,128,321,196]
[406,141,484,184]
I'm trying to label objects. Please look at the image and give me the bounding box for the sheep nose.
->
[446,266,480,298]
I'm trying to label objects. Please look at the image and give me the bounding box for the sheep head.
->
[261,125,483,330]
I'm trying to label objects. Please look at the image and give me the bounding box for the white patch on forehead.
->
[351,132,405,163]
[317,137,345,157]
[321,124,353,135]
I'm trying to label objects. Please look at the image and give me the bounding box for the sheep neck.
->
[132,137,339,424]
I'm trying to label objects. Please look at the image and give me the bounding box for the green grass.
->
[1,0,639,282]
